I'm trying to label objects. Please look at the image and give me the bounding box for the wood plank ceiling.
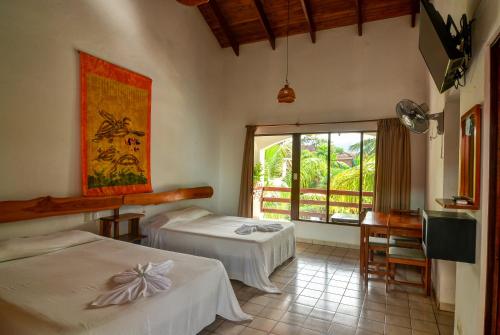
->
[197,0,420,55]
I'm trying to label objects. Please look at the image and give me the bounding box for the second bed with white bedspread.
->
[143,209,296,293]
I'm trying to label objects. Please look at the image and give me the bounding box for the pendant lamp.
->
[277,0,296,103]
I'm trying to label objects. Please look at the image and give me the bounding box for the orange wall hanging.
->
[80,52,152,196]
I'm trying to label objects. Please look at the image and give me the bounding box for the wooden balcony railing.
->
[254,186,374,221]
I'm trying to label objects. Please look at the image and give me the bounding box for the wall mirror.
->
[459,104,481,209]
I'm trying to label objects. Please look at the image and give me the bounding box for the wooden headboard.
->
[123,186,213,205]
[0,186,213,223]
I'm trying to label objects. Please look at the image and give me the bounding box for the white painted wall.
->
[426,95,460,311]
[217,16,429,245]
[425,0,500,333]
[0,0,226,238]
[425,87,458,310]
[443,97,460,199]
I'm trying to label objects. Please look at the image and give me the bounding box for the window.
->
[329,132,363,223]
[253,131,376,225]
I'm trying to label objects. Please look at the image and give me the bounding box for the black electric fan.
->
[396,99,444,134]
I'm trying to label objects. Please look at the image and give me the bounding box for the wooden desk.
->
[360,211,422,282]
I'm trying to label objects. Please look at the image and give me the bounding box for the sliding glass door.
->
[329,132,362,223]
[253,131,376,224]
[252,135,293,220]
[361,132,376,213]
[299,134,329,221]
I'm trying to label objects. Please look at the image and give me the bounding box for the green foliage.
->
[253,162,263,184]
[300,152,327,188]
[330,161,350,178]
[330,156,375,214]
[88,170,148,188]
[349,137,376,156]
[262,139,292,186]
[300,135,329,189]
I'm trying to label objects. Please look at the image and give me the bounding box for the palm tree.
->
[262,139,292,185]
[349,137,376,156]
[330,156,376,213]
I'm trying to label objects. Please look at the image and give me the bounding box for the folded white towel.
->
[91,260,174,307]
[235,223,284,235]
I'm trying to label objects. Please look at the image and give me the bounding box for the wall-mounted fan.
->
[396,99,444,135]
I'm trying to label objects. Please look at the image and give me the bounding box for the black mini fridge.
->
[422,210,476,263]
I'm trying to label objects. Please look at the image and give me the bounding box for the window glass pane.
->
[299,134,328,221]
[329,132,362,223]
[253,135,293,221]
[362,133,377,211]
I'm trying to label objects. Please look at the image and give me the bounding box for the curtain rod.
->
[246,117,396,128]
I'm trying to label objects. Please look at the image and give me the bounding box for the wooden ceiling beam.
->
[411,0,419,27]
[355,0,363,36]
[209,0,239,56]
[299,0,316,43]
[198,0,423,50]
[253,0,275,50]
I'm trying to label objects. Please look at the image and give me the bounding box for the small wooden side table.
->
[99,209,146,244]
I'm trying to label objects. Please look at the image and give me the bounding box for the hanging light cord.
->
[285,0,290,85]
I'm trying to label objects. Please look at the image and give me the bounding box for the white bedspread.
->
[144,215,296,293]
[0,232,250,335]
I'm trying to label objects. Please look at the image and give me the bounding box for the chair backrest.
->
[390,208,421,216]
[385,217,423,250]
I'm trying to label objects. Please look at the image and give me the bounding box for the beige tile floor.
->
[199,242,454,335]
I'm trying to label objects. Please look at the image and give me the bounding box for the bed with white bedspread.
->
[143,207,296,293]
[0,230,250,335]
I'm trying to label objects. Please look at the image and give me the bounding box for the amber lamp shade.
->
[277,84,296,103]
[176,0,209,6]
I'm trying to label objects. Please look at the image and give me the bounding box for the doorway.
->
[485,35,500,335]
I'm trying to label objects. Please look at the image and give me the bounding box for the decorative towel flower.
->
[235,223,284,235]
[91,260,174,307]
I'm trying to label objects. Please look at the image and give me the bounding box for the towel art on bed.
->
[91,260,174,307]
[234,223,284,235]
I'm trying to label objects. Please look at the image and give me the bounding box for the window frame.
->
[253,130,377,226]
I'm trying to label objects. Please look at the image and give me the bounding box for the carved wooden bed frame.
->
[0,186,213,223]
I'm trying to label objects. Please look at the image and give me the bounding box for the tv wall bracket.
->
[446,13,473,89]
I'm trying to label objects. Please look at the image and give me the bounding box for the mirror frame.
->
[459,104,481,209]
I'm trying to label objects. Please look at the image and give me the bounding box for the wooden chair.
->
[364,233,395,285]
[362,209,394,285]
[385,224,431,296]
[390,208,422,249]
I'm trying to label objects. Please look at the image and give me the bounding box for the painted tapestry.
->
[80,52,152,196]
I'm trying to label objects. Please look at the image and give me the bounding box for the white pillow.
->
[0,230,102,262]
[162,206,212,224]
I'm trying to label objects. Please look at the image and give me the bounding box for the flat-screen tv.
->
[419,0,465,93]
